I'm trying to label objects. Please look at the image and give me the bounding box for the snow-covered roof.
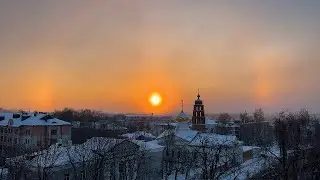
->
[157,129,174,140]
[22,138,129,168]
[0,113,71,127]
[221,158,270,180]
[131,140,165,152]
[169,122,178,126]
[176,111,189,119]
[157,121,238,146]
[0,112,15,120]
[122,131,156,139]
[175,130,199,142]
[242,146,260,152]
[157,128,199,142]
[205,118,218,125]
[190,133,238,147]
[82,137,125,152]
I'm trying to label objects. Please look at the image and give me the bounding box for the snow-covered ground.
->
[167,158,271,180]
[0,168,8,180]
[221,158,270,180]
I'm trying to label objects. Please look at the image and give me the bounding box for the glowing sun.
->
[149,92,162,107]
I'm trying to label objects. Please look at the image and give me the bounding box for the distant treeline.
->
[53,108,122,122]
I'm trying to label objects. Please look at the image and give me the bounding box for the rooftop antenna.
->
[181,100,184,112]
[197,89,200,99]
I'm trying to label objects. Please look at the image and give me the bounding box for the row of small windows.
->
[0,128,33,136]
[51,129,57,135]
[194,106,204,111]
[0,128,19,134]
[0,136,18,144]
[166,149,198,160]
[1,128,58,136]
[25,129,31,135]
[25,139,31,145]
[193,111,205,117]
[0,137,31,145]
[64,171,86,180]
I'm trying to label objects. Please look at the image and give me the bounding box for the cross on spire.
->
[197,89,200,99]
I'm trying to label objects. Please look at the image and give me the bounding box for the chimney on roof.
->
[13,114,21,119]
[22,115,30,121]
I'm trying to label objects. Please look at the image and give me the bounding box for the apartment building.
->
[0,112,72,156]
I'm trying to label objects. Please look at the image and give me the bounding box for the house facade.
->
[0,112,72,156]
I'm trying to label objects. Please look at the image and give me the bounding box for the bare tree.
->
[5,145,40,180]
[253,108,265,122]
[6,154,29,180]
[30,145,63,180]
[190,134,241,180]
[131,147,154,180]
[258,109,318,180]
[66,144,94,180]
[240,111,250,123]
[217,113,232,122]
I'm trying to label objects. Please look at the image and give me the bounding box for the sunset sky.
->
[0,0,320,114]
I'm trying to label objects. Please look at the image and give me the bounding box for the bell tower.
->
[192,90,206,131]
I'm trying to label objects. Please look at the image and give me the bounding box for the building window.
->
[37,140,41,147]
[51,139,57,144]
[0,136,3,142]
[4,128,7,133]
[64,173,70,180]
[193,151,197,160]
[51,130,57,135]
[0,128,3,133]
[25,139,31,145]
[15,129,18,134]
[3,136,6,142]
[119,162,126,180]
[25,129,31,136]
[80,171,86,180]
[15,138,18,144]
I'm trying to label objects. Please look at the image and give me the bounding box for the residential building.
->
[6,137,165,180]
[214,120,241,138]
[121,131,156,141]
[0,112,72,156]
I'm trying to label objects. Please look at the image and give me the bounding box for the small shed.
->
[242,146,260,162]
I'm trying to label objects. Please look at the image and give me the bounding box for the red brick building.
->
[0,112,72,156]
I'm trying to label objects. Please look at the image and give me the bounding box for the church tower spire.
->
[192,90,206,131]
